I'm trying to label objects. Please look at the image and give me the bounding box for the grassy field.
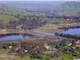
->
[0,49,10,54]
[14,53,73,60]
[0,49,75,60]
[0,15,19,24]
[46,18,63,24]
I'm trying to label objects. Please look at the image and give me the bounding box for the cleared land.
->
[32,22,80,32]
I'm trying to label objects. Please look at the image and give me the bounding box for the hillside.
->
[0,15,19,24]
[0,5,33,24]
[0,5,47,29]
[0,5,33,16]
[0,1,80,29]
[55,2,80,16]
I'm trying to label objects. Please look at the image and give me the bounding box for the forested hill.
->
[0,5,34,16]
[55,2,80,16]
[0,1,80,30]
[0,5,31,24]
[0,5,47,29]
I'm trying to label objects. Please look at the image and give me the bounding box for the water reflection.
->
[0,34,30,41]
[61,28,80,34]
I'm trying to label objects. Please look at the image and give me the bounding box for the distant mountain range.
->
[0,1,80,16]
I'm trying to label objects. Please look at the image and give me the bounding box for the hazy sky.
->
[0,0,80,1]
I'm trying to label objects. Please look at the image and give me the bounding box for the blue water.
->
[0,34,31,41]
[0,33,53,41]
[61,28,80,34]
[0,28,80,41]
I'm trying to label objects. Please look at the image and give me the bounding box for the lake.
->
[0,28,80,41]
[0,32,54,41]
[61,28,80,35]
[0,34,31,41]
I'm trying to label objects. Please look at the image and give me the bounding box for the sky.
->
[0,0,80,1]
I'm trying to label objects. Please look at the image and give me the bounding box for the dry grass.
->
[32,24,62,32]
[0,58,10,60]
